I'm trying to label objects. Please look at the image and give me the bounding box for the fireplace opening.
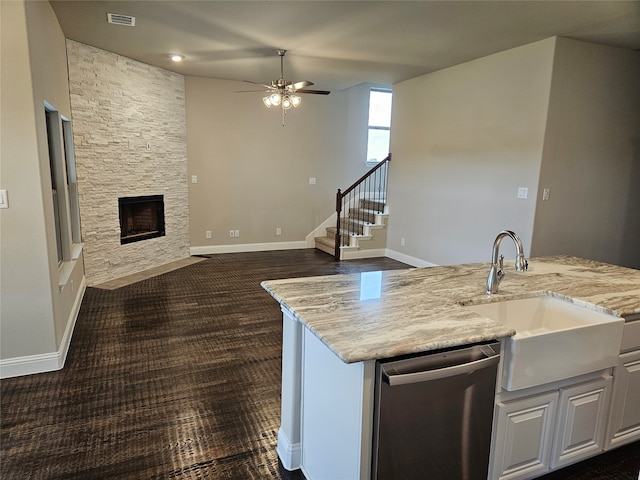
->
[118,195,165,244]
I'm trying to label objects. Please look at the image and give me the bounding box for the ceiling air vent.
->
[107,13,135,27]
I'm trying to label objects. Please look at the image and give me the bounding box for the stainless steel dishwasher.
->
[372,341,500,480]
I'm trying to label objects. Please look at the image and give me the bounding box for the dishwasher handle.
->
[382,351,499,386]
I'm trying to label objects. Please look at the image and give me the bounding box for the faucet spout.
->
[486,230,528,295]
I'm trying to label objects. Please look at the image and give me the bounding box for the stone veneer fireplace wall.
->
[66,40,189,286]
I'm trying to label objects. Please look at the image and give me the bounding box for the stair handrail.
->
[335,153,391,259]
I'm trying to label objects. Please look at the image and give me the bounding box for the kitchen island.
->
[261,256,640,480]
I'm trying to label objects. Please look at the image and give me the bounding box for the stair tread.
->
[315,195,388,258]
[360,199,386,207]
[350,207,384,214]
[314,236,335,247]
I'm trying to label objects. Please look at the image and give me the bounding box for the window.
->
[45,108,64,265]
[366,89,392,163]
[61,117,82,245]
[44,104,82,270]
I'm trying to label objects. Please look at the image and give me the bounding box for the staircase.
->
[315,154,391,260]
[314,198,388,259]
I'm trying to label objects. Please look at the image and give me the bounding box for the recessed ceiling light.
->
[170,54,185,62]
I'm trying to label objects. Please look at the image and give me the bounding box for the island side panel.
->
[301,326,375,480]
[278,306,303,470]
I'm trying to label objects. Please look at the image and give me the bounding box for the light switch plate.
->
[0,189,8,208]
[517,187,528,199]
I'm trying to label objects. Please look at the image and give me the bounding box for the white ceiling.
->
[49,1,640,92]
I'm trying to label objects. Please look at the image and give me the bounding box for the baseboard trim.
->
[384,249,439,268]
[59,276,86,368]
[277,427,302,471]
[0,277,87,379]
[190,241,309,256]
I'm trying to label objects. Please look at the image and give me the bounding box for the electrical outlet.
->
[206,230,212,239]
[309,177,316,185]
[276,227,282,236]
[543,188,550,201]
[229,230,235,238]
[191,175,198,184]
[400,238,405,247]
[234,230,240,238]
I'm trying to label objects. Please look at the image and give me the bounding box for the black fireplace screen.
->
[118,195,165,244]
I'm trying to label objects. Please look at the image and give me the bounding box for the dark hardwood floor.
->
[0,250,407,479]
[1,250,638,479]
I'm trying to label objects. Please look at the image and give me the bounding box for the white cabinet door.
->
[607,349,640,449]
[551,376,612,469]
[491,391,558,480]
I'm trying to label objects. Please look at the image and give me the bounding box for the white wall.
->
[531,38,640,269]
[186,78,378,250]
[66,41,190,286]
[0,0,85,375]
[387,39,556,266]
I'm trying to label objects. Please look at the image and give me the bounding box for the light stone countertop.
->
[261,256,640,363]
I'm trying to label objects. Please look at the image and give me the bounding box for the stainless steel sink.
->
[465,294,624,391]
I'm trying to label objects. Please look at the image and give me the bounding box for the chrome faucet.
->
[486,230,528,295]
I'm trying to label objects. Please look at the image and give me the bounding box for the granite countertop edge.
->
[261,255,640,364]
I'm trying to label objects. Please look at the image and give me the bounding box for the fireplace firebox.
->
[118,195,165,244]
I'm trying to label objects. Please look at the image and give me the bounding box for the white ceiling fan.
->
[237,49,330,125]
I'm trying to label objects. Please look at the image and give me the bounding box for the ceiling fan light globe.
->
[262,96,272,108]
[270,92,281,106]
[282,95,293,110]
[291,95,301,107]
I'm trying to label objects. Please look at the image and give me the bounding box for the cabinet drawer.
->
[621,320,640,353]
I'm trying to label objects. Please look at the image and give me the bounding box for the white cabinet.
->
[491,391,558,480]
[606,317,640,450]
[300,327,375,480]
[606,349,640,449]
[552,376,612,469]
[490,376,612,480]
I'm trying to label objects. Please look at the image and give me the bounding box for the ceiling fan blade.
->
[236,89,270,93]
[292,80,314,90]
[243,80,273,89]
[296,89,331,95]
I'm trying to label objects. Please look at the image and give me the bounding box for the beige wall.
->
[531,38,640,269]
[387,39,556,266]
[388,36,639,269]
[186,78,377,250]
[0,0,85,368]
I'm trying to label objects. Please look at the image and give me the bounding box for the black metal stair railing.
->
[334,153,391,260]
